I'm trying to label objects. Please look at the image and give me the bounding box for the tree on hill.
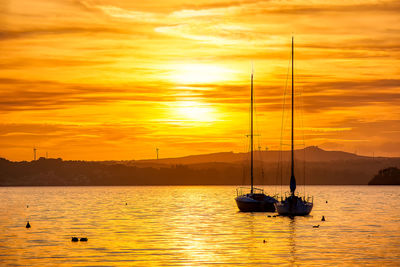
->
[368,167,400,185]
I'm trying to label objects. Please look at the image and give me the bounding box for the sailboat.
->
[274,37,313,216]
[235,68,277,212]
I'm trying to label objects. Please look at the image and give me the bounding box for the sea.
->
[1,186,399,266]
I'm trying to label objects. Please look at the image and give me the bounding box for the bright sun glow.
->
[169,63,233,84]
[173,101,217,122]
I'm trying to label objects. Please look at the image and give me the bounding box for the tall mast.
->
[290,36,297,195]
[250,67,254,194]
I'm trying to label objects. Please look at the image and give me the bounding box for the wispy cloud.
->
[95,5,159,22]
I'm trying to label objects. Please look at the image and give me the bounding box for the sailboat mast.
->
[250,69,254,194]
[291,37,294,181]
[290,36,296,195]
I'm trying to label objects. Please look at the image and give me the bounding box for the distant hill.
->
[0,147,399,186]
[136,146,368,166]
[368,167,400,185]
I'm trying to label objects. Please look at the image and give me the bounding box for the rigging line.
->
[295,55,307,195]
[252,71,260,186]
[244,66,253,189]
[278,42,292,196]
[252,64,266,188]
[297,84,306,195]
[254,102,266,186]
[302,97,307,195]
[251,74,265,187]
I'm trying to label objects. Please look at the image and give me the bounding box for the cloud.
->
[0,58,113,69]
[95,5,159,22]
[0,27,132,41]
[169,6,238,18]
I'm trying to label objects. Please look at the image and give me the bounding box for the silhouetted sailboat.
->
[275,37,313,216]
[235,68,277,212]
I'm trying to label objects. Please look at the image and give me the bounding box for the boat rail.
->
[236,187,264,197]
[279,191,313,203]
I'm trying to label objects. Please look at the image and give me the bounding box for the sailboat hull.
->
[274,196,313,216]
[235,194,277,212]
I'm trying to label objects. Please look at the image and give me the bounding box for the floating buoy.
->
[326,201,328,203]
[321,216,325,221]
[267,215,271,217]
[313,225,320,228]
[272,215,276,218]
[80,237,88,242]
[71,237,79,242]
[27,205,29,208]
[126,203,128,205]
[26,221,31,228]
[263,240,266,243]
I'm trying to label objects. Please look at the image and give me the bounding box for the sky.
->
[0,0,399,161]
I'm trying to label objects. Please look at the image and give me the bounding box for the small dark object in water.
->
[267,215,271,217]
[273,215,276,217]
[326,200,328,203]
[321,216,325,221]
[313,225,320,228]
[263,240,266,243]
[80,237,88,242]
[27,205,29,208]
[26,221,31,228]
[71,237,79,242]
[126,203,128,205]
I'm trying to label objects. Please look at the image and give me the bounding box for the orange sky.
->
[1,0,399,160]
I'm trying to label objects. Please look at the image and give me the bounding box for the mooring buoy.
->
[26,221,31,228]
[71,237,79,242]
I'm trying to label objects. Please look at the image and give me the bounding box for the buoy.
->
[321,216,325,221]
[27,205,29,208]
[26,221,31,228]
[71,237,79,242]
[313,225,320,228]
[263,240,266,243]
[326,200,328,203]
[272,215,276,218]
[126,203,128,205]
[267,215,271,217]
[80,237,88,242]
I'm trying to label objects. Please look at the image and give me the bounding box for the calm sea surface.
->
[1,186,400,266]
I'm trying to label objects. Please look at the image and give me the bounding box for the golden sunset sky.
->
[1,0,399,160]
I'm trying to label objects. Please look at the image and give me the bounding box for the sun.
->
[168,63,233,84]
[172,101,217,123]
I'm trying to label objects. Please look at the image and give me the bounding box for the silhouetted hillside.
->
[0,147,399,186]
[368,167,400,185]
[137,146,368,165]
